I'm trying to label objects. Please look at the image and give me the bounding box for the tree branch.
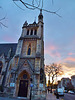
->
[0,16,6,21]
[0,6,7,28]
[0,22,8,28]
[13,0,61,17]
[13,0,25,11]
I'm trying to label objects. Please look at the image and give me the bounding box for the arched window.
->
[34,30,37,35]
[0,61,3,74]
[27,30,29,35]
[30,30,33,35]
[27,44,31,55]
[28,48,31,55]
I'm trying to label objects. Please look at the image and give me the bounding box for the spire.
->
[7,48,11,58]
[23,21,28,27]
[40,9,42,15]
[34,17,36,23]
[0,53,4,59]
[33,17,36,24]
[38,9,43,23]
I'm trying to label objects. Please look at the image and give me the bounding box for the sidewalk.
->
[0,93,63,100]
[46,93,61,100]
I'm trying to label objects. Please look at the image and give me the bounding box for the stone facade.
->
[71,75,75,91]
[0,10,46,99]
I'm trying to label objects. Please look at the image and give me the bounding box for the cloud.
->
[60,63,75,78]
[61,62,75,69]
[68,53,75,56]
[49,45,56,50]
[45,44,61,57]
[68,53,73,55]
[64,57,75,62]
[3,35,15,42]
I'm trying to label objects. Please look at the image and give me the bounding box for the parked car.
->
[57,88,64,96]
[54,88,64,96]
[68,90,74,94]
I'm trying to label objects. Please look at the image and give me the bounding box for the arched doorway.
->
[17,70,30,97]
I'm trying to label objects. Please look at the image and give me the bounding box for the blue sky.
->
[0,0,75,78]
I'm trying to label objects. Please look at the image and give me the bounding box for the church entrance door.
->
[18,80,28,97]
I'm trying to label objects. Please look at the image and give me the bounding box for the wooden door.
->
[18,80,28,97]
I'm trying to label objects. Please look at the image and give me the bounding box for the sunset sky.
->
[0,0,75,79]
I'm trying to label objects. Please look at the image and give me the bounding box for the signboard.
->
[10,83,15,87]
[39,83,43,88]
[30,83,34,87]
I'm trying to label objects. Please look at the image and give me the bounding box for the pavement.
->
[0,93,63,100]
[46,93,62,100]
[60,93,75,100]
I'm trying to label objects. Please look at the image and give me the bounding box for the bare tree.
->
[13,0,61,17]
[0,7,7,28]
[45,63,63,92]
[0,16,7,28]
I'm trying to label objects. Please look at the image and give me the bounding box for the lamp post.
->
[30,78,33,100]
[30,86,32,100]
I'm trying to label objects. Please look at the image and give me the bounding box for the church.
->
[0,10,46,99]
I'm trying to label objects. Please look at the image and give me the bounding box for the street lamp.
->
[30,78,33,100]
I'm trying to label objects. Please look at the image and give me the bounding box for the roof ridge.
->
[0,43,17,44]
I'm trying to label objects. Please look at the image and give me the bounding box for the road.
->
[60,93,75,100]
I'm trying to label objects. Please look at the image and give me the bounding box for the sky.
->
[0,0,75,80]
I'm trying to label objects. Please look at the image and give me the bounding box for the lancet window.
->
[27,44,31,55]
[27,30,29,35]
[30,30,33,35]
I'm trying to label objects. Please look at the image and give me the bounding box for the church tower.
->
[5,10,46,99]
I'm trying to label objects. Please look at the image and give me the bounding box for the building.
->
[58,78,70,89]
[58,78,74,90]
[61,78,71,88]
[0,10,46,99]
[71,75,75,91]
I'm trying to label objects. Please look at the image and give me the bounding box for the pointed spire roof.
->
[38,9,43,23]
[40,9,42,15]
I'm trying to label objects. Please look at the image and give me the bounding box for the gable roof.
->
[0,43,17,57]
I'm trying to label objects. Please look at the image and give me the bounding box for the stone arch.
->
[18,70,30,80]
[15,70,31,97]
